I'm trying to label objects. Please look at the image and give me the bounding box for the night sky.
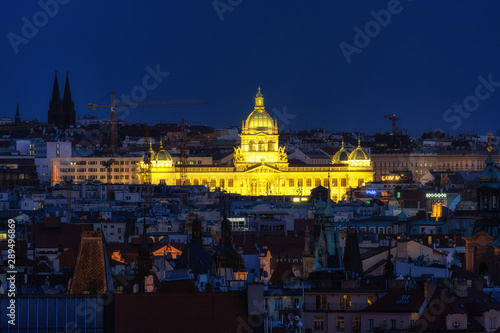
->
[1,1,500,136]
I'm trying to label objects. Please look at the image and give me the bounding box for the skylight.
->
[395,294,412,305]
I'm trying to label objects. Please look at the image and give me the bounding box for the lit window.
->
[314,316,324,330]
[316,295,327,310]
[336,316,345,331]
[452,322,461,329]
[339,295,351,310]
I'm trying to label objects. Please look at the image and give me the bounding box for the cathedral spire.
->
[48,71,64,128]
[63,71,72,103]
[62,71,76,127]
[51,71,61,103]
[15,99,21,123]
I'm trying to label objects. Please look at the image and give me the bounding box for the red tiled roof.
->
[365,290,425,313]
[416,287,500,332]
[56,248,78,270]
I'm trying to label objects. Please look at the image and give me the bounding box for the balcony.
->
[303,302,370,312]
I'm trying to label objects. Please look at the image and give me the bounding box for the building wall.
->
[372,152,499,182]
[51,156,142,185]
[114,292,248,333]
[139,164,373,200]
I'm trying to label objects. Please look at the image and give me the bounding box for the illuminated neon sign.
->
[366,190,377,195]
[381,175,400,181]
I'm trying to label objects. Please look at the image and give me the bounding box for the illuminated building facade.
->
[372,151,500,182]
[137,89,374,200]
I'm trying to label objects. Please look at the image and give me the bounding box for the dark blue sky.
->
[1,1,500,136]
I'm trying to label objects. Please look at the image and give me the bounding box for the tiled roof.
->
[415,287,500,332]
[365,290,425,313]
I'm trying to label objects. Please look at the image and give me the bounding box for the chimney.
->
[452,279,468,298]
[424,280,437,302]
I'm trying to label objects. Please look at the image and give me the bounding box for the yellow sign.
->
[381,175,400,181]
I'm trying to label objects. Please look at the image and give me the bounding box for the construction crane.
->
[175,120,229,187]
[384,114,400,134]
[87,91,207,150]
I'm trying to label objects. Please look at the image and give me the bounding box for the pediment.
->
[245,164,281,173]
[465,231,496,246]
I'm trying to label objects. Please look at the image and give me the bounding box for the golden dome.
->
[349,138,369,160]
[332,140,349,163]
[246,111,275,131]
[244,87,277,133]
[153,140,173,165]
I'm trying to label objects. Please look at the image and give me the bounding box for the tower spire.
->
[48,71,64,128]
[62,71,76,127]
[51,71,61,103]
[63,71,72,102]
[255,86,264,107]
[15,98,21,123]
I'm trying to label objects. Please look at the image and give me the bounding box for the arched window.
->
[268,140,274,151]
[249,141,256,151]
[479,262,489,276]
[259,141,265,151]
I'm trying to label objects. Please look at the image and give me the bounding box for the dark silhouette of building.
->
[15,100,21,123]
[48,71,76,128]
[464,147,500,285]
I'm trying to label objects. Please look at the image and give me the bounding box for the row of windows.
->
[60,168,136,173]
[60,160,139,166]
[171,177,362,188]
[62,175,135,180]
[313,316,405,331]
[374,161,486,168]
[175,160,203,165]
[245,141,275,152]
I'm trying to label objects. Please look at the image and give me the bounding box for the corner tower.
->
[464,136,500,285]
[233,88,288,171]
